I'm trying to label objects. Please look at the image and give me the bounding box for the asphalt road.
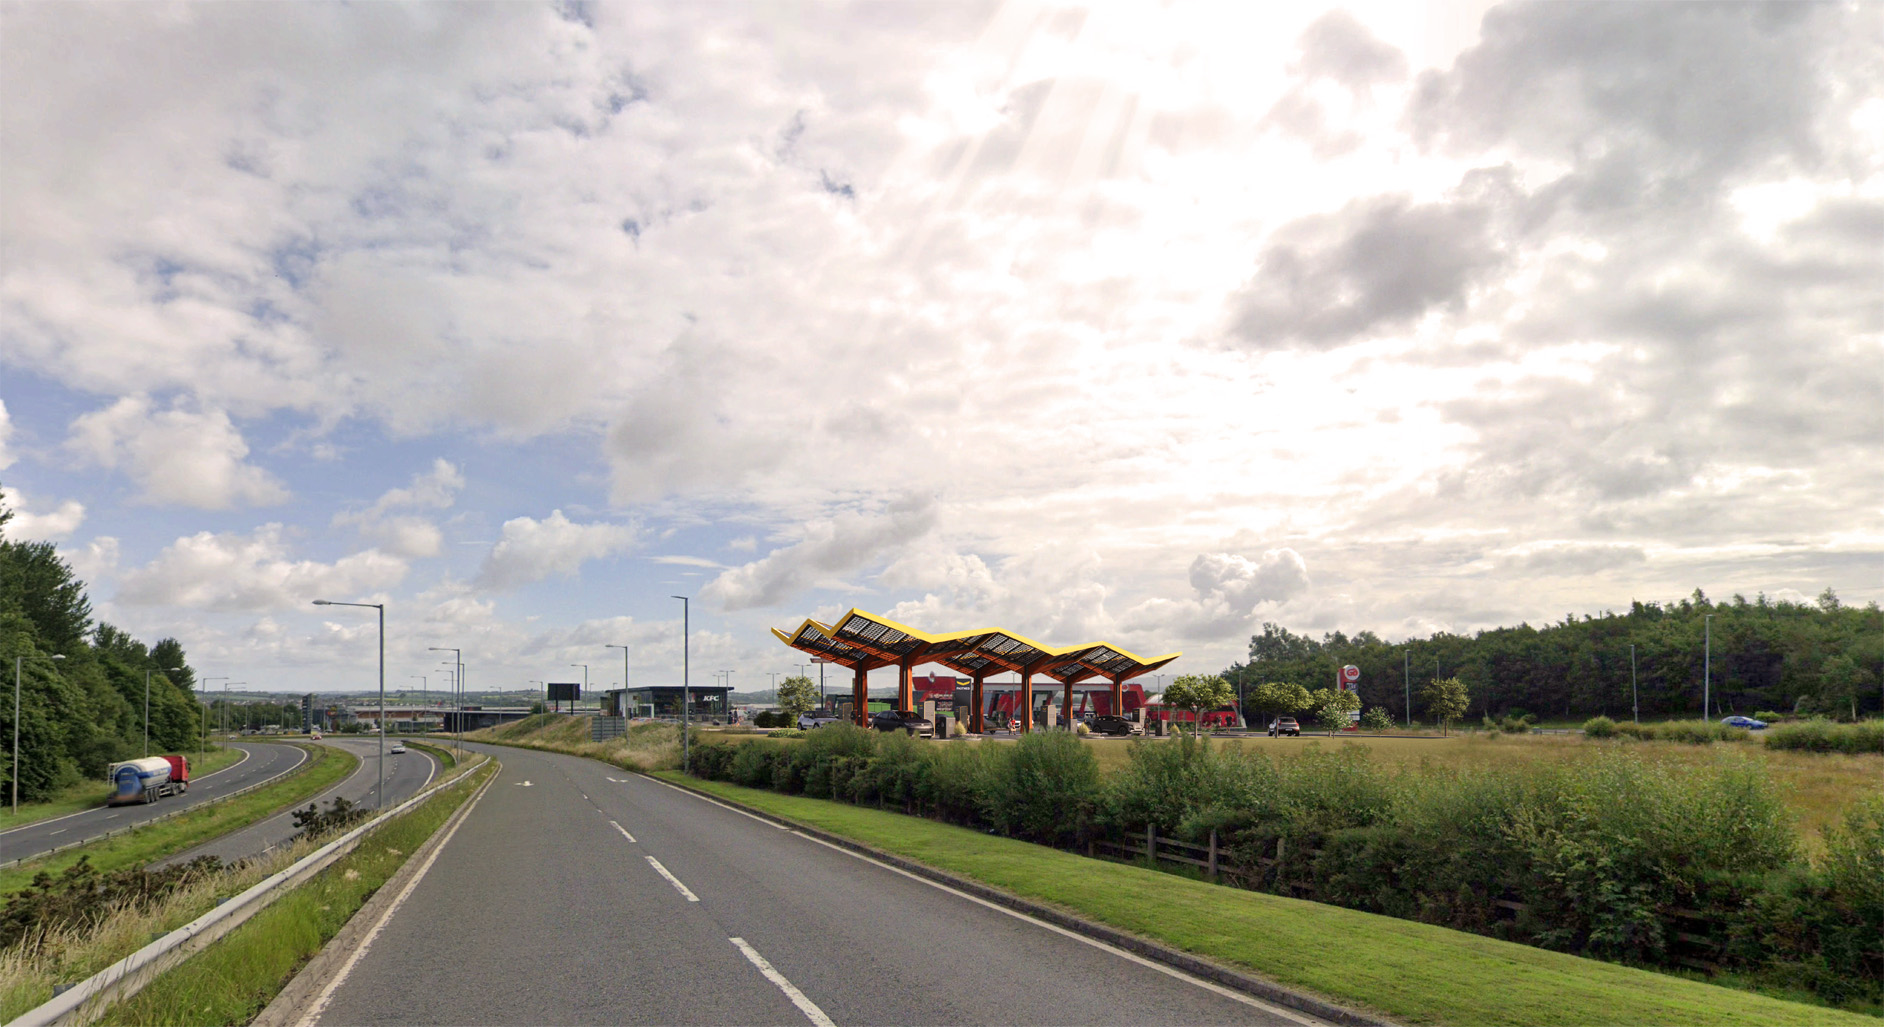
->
[154,738,439,869]
[1,741,307,865]
[302,742,1321,1027]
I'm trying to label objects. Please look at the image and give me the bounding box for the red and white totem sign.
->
[1339,665,1360,691]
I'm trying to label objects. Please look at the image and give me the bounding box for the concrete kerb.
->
[0,743,323,873]
[647,772,1393,1027]
[250,758,497,1027]
[9,752,493,1027]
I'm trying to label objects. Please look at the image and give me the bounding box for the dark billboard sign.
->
[548,682,580,702]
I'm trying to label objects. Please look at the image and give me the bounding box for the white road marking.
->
[730,937,836,1027]
[610,820,636,843]
[516,780,533,787]
[295,774,494,1027]
[48,829,66,836]
[103,814,118,820]
[646,775,789,829]
[644,855,698,902]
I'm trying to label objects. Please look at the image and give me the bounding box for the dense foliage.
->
[1224,590,1884,724]
[1,490,202,801]
[688,728,1882,1005]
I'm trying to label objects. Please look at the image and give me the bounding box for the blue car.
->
[1721,715,1768,730]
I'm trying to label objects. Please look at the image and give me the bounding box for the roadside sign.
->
[1349,710,1362,721]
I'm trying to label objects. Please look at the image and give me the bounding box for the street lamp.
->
[429,648,462,750]
[12,653,65,815]
[145,666,182,757]
[671,596,690,773]
[605,644,630,712]
[314,599,386,808]
[222,682,248,737]
[569,664,588,714]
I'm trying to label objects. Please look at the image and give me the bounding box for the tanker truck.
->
[106,755,190,805]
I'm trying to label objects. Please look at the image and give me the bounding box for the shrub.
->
[1753,710,1786,724]
[1582,716,1617,738]
[983,730,1099,847]
[1360,706,1396,732]
[767,727,804,739]
[1764,718,1884,754]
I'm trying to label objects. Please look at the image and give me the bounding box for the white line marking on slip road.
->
[610,820,636,843]
[48,829,66,836]
[646,775,790,829]
[644,855,698,901]
[730,937,836,1027]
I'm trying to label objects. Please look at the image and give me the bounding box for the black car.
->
[1089,715,1141,737]
[868,710,934,737]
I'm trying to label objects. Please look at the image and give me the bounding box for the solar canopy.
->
[772,609,1179,684]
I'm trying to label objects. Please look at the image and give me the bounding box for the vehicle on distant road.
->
[1268,717,1301,737]
[868,710,934,737]
[798,711,843,730]
[389,741,407,754]
[107,755,189,805]
[1089,715,1141,737]
[1721,716,1768,730]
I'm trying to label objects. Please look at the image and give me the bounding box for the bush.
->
[1582,716,1617,738]
[768,727,804,739]
[1764,719,1884,754]
[1753,710,1786,724]
[982,730,1099,847]
[1360,706,1396,732]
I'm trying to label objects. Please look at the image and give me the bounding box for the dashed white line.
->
[610,820,636,843]
[730,937,835,1027]
[644,855,698,902]
[48,828,66,836]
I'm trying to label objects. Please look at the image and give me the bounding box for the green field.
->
[663,773,1875,1027]
[0,745,248,832]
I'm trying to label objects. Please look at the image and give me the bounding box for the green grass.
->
[0,746,248,832]
[94,761,496,1026]
[0,745,357,893]
[661,773,1877,1027]
[403,738,456,769]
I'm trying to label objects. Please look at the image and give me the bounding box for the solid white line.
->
[730,937,836,1027]
[610,820,636,843]
[294,775,494,1027]
[786,829,1324,1026]
[644,855,699,902]
[645,775,790,829]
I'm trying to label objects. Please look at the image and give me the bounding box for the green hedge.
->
[1762,719,1884,754]
[686,728,1881,1008]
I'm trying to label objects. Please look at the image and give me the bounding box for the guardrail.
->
[0,744,326,873]
[10,752,493,1027]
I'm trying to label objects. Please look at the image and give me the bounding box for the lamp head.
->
[312,599,331,606]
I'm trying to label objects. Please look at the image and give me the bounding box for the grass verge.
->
[661,773,1876,1027]
[93,760,497,1026]
[0,746,248,833]
[0,745,358,893]
[403,738,456,770]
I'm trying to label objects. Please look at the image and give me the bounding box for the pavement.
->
[298,742,1326,1027]
[1,741,307,865]
[153,738,440,869]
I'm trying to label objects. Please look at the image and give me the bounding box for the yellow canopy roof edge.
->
[789,608,1181,678]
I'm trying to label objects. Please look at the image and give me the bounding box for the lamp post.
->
[314,599,385,808]
[1630,644,1639,724]
[12,653,65,815]
[605,644,630,714]
[569,664,588,714]
[671,596,690,773]
[1703,613,1713,720]
[144,665,183,756]
[428,648,461,751]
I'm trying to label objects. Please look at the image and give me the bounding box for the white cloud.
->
[116,525,406,610]
[0,399,13,469]
[4,491,86,541]
[703,495,940,611]
[65,396,287,509]
[475,510,638,590]
[333,458,463,557]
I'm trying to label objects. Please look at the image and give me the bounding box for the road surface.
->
[154,738,440,869]
[301,742,1322,1027]
[2,742,307,865]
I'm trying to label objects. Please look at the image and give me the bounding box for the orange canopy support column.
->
[1061,679,1074,730]
[853,665,869,727]
[1020,670,1034,733]
[1111,676,1124,718]
[898,658,913,714]
[971,674,985,734]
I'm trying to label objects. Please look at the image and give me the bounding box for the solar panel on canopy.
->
[772,609,1180,682]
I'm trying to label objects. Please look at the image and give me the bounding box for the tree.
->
[1161,674,1234,737]
[1307,687,1361,735]
[1249,681,1311,725]
[1421,677,1471,735]
[777,675,818,721]
[1361,706,1395,732]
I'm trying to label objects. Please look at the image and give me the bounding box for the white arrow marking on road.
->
[644,855,698,902]
[515,780,533,787]
[610,820,636,843]
[731,937,835,1027]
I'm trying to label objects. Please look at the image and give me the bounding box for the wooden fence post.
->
[1147,824,1157,865]
[1208,830,1219,881]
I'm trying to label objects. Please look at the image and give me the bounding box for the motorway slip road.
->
[300,743,1325,1027]
[0,742,306,865]
[152,738,440,869]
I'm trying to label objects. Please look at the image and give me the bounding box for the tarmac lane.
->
[302,743,1321,1027]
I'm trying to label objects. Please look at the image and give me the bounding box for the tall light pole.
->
[1703,613,1713,719]
[429,647,461,750]
[13,653,65,815]
[569,664,588,714]
[1630,644,1639,724]
[410,676,427,731]
[605,645,630,713]
[144,665,182,756]
[315,599,385,808]
[671,596,690,772]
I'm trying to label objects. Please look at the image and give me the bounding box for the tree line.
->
[1222,589,1884,725]
[2,491,202,802]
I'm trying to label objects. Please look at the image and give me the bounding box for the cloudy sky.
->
[3,1,1879,696]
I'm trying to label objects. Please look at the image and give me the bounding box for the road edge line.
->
[644,771,1393,1027]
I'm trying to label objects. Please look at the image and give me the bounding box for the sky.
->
[2,1,1880,697]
